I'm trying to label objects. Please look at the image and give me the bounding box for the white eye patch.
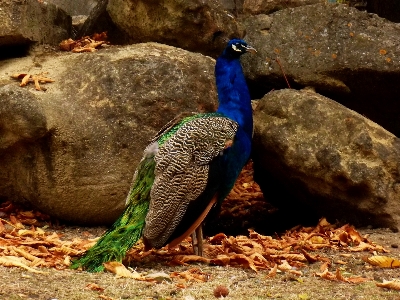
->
[231,44,242,52]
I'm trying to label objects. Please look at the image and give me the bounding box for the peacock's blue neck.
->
[215,56,253,139]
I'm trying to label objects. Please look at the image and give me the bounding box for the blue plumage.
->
[71,39,255,271]
[214,39,255,203]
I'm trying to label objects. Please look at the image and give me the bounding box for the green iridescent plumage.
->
[70,155,155,272]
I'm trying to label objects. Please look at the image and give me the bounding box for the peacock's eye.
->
[231,44,242,52]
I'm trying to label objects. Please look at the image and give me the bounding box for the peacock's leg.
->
[191,225,203,256]
[168,196,216,256]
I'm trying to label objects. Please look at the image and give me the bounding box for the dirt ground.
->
[0,224,399,300]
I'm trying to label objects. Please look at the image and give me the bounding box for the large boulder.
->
[106,0,243,57]
[0,43,218,225]
[252,89,400,232]
[0,0,71,51]
[242,3,400,135]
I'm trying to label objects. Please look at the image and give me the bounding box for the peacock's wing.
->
[149,111,199,144]
[143,114,238,249]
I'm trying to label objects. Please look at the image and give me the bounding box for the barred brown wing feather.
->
[143,116,238,248]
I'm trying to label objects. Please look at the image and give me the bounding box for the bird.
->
[70,39,256,272]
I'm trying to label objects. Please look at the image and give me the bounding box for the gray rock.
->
[242,0,324,15]
[242,3,400,135]
[106,0,244,57]
[0,86,47,150]
[0,0,71,48]
[46,0,98,16]
[77,0,131,44]
[217,0,244,15]
[0,43,218,225]
[252,89,400,231]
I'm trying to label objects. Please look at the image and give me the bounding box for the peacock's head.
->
[223,39,257,58]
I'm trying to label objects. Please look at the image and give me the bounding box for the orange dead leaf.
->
[20,74,31,87]
[366,256,400,268]
[229,253,258,272]
[11,73,54,91]
[332,53,337,59]
[345,225,363,244]
[315,268,336,281]
[379,49,387,55]
[0,256,47,274]
[170,255,210,265]
[59,32,109,53]
[9,215,24,229]
[103,261,143,279]
[86,283,105,292]
[277,260,292,271]
[316,268,370,284]
[210,254,230,266]
[18,211,35,218]
[376,280,400,290]
[209,233,227,245]
[170,267,210,283]
[0,220,4,235]
[300,249,319,263]
[266,264,278,278]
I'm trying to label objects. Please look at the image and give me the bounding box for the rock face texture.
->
[0,43,218,224]
[46,0,98,16]
[253,89,400,231]
[242,0,325,15]
[106,0,243,57]
[242,4,400,135]
[0,0,71,49]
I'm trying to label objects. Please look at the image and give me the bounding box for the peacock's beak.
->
[245,45,257,54]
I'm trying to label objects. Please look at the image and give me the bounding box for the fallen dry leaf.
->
[366,255,400,268]
[59,32,109,53]
[266,264,278,278]
[86,282,105,292]
[376,279,400,290]
[315,268,370,284]
[0,256,47,274]
[11,73,55,91]
[170,267,210,283]
[103,261,143,279]
[170,254,210,265]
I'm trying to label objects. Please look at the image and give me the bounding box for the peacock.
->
[71,39,256,272]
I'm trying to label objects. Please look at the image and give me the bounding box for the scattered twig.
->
[275,57,291,89]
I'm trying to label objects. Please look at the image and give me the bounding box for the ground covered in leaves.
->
[1,162,399,300]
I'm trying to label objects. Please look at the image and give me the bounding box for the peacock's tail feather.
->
[70,156,155,272]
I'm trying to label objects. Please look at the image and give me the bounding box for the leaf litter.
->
[0,161,399,294]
